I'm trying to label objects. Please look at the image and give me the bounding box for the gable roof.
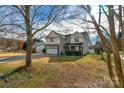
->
[46,31,65,38]
[45,30,88,39]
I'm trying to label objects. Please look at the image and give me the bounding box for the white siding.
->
[46,32,66,54]
[70,32,84,43]
[35,45,45,53]
[46,37,60,44]
[83,39,89,54]
[46,32,60,44]
[45,31,89,55]
[60,37,66,54]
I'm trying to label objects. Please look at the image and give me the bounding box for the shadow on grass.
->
[0,66,26,80]
[48,54,88,63]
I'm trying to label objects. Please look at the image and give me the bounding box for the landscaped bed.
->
[0,54,113,88]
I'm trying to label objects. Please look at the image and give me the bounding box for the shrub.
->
[66,51,82,56]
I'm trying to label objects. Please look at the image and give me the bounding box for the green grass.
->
[49,55,82,62]
[0,54,112,88]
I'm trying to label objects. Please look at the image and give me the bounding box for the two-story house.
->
[45,31,89,55]
[45,31,66,54]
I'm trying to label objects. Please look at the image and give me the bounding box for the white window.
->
[49,37,54,42]
[74,37,79,42]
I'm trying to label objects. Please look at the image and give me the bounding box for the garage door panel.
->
[47,48,58,54]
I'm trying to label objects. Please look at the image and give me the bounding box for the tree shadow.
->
[0,66,26,80]
[48,55,84,63]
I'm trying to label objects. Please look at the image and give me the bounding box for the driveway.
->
[0,53,55,63]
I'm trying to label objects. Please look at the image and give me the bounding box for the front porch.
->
[64,43,83,55]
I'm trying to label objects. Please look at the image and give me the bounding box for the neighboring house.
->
[45,31,89,55]
[33,40,45,53]
[89,46,95,54]
[0,29,26,52]
[94,42,103,54]
[0,38,24,51]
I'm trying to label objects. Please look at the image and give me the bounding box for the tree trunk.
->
[83,5,124,87]
[106,51,119,87]
[108,5,124,87]
[26,32,32,66]
[100,49,104,60]
[121,6,124,53]
[25,6,32,67]
[121,22,124,53]
[118,5,122,51]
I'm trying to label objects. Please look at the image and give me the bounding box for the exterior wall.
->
[46,37,60,44]
[46,32,66,54]
[35,45,45,53]
[46,32,61,44]
[33,42,45,53]
[46,37,66,55]
[89,49,95,53]
[70,32,84,43]
[60,37,66,54]
[83,39,89,54]
[45,31,89,55]
[66,36,71,43]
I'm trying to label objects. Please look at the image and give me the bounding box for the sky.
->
[34,6,99,42]
[0,5,100,44]
[0,5,115,45]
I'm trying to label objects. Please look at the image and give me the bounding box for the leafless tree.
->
[80,5,124,87]
[113,5,124,52]
[0,5,64,66]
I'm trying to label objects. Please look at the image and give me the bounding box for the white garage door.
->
[47,48,58,54]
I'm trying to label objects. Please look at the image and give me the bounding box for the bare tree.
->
[0,5,64,66]
[112,6,124,52]
[80,5,124,87]
[107,5,124,87]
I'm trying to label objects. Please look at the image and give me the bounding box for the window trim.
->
[49,37,54,42]
[74,37,79,42]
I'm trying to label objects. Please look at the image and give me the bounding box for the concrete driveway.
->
[0,53,55,63]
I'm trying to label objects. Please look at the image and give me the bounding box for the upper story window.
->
[49,37,54,42]
[74,37,79,42]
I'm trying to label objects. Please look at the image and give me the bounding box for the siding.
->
[45,31,89,55]
[83,39,89,54]
[46,37,60,44]
[46,32,61,44]
[70,33,84,43]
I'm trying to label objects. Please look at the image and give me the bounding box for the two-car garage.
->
[46,46,59,55]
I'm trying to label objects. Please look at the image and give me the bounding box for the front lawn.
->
[0,54,113,88]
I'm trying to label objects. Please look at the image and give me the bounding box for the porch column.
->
[68,45,71,51]
[79,46,81,51]
[81,45,83,54]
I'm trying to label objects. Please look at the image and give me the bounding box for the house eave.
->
[64,43,83,46]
